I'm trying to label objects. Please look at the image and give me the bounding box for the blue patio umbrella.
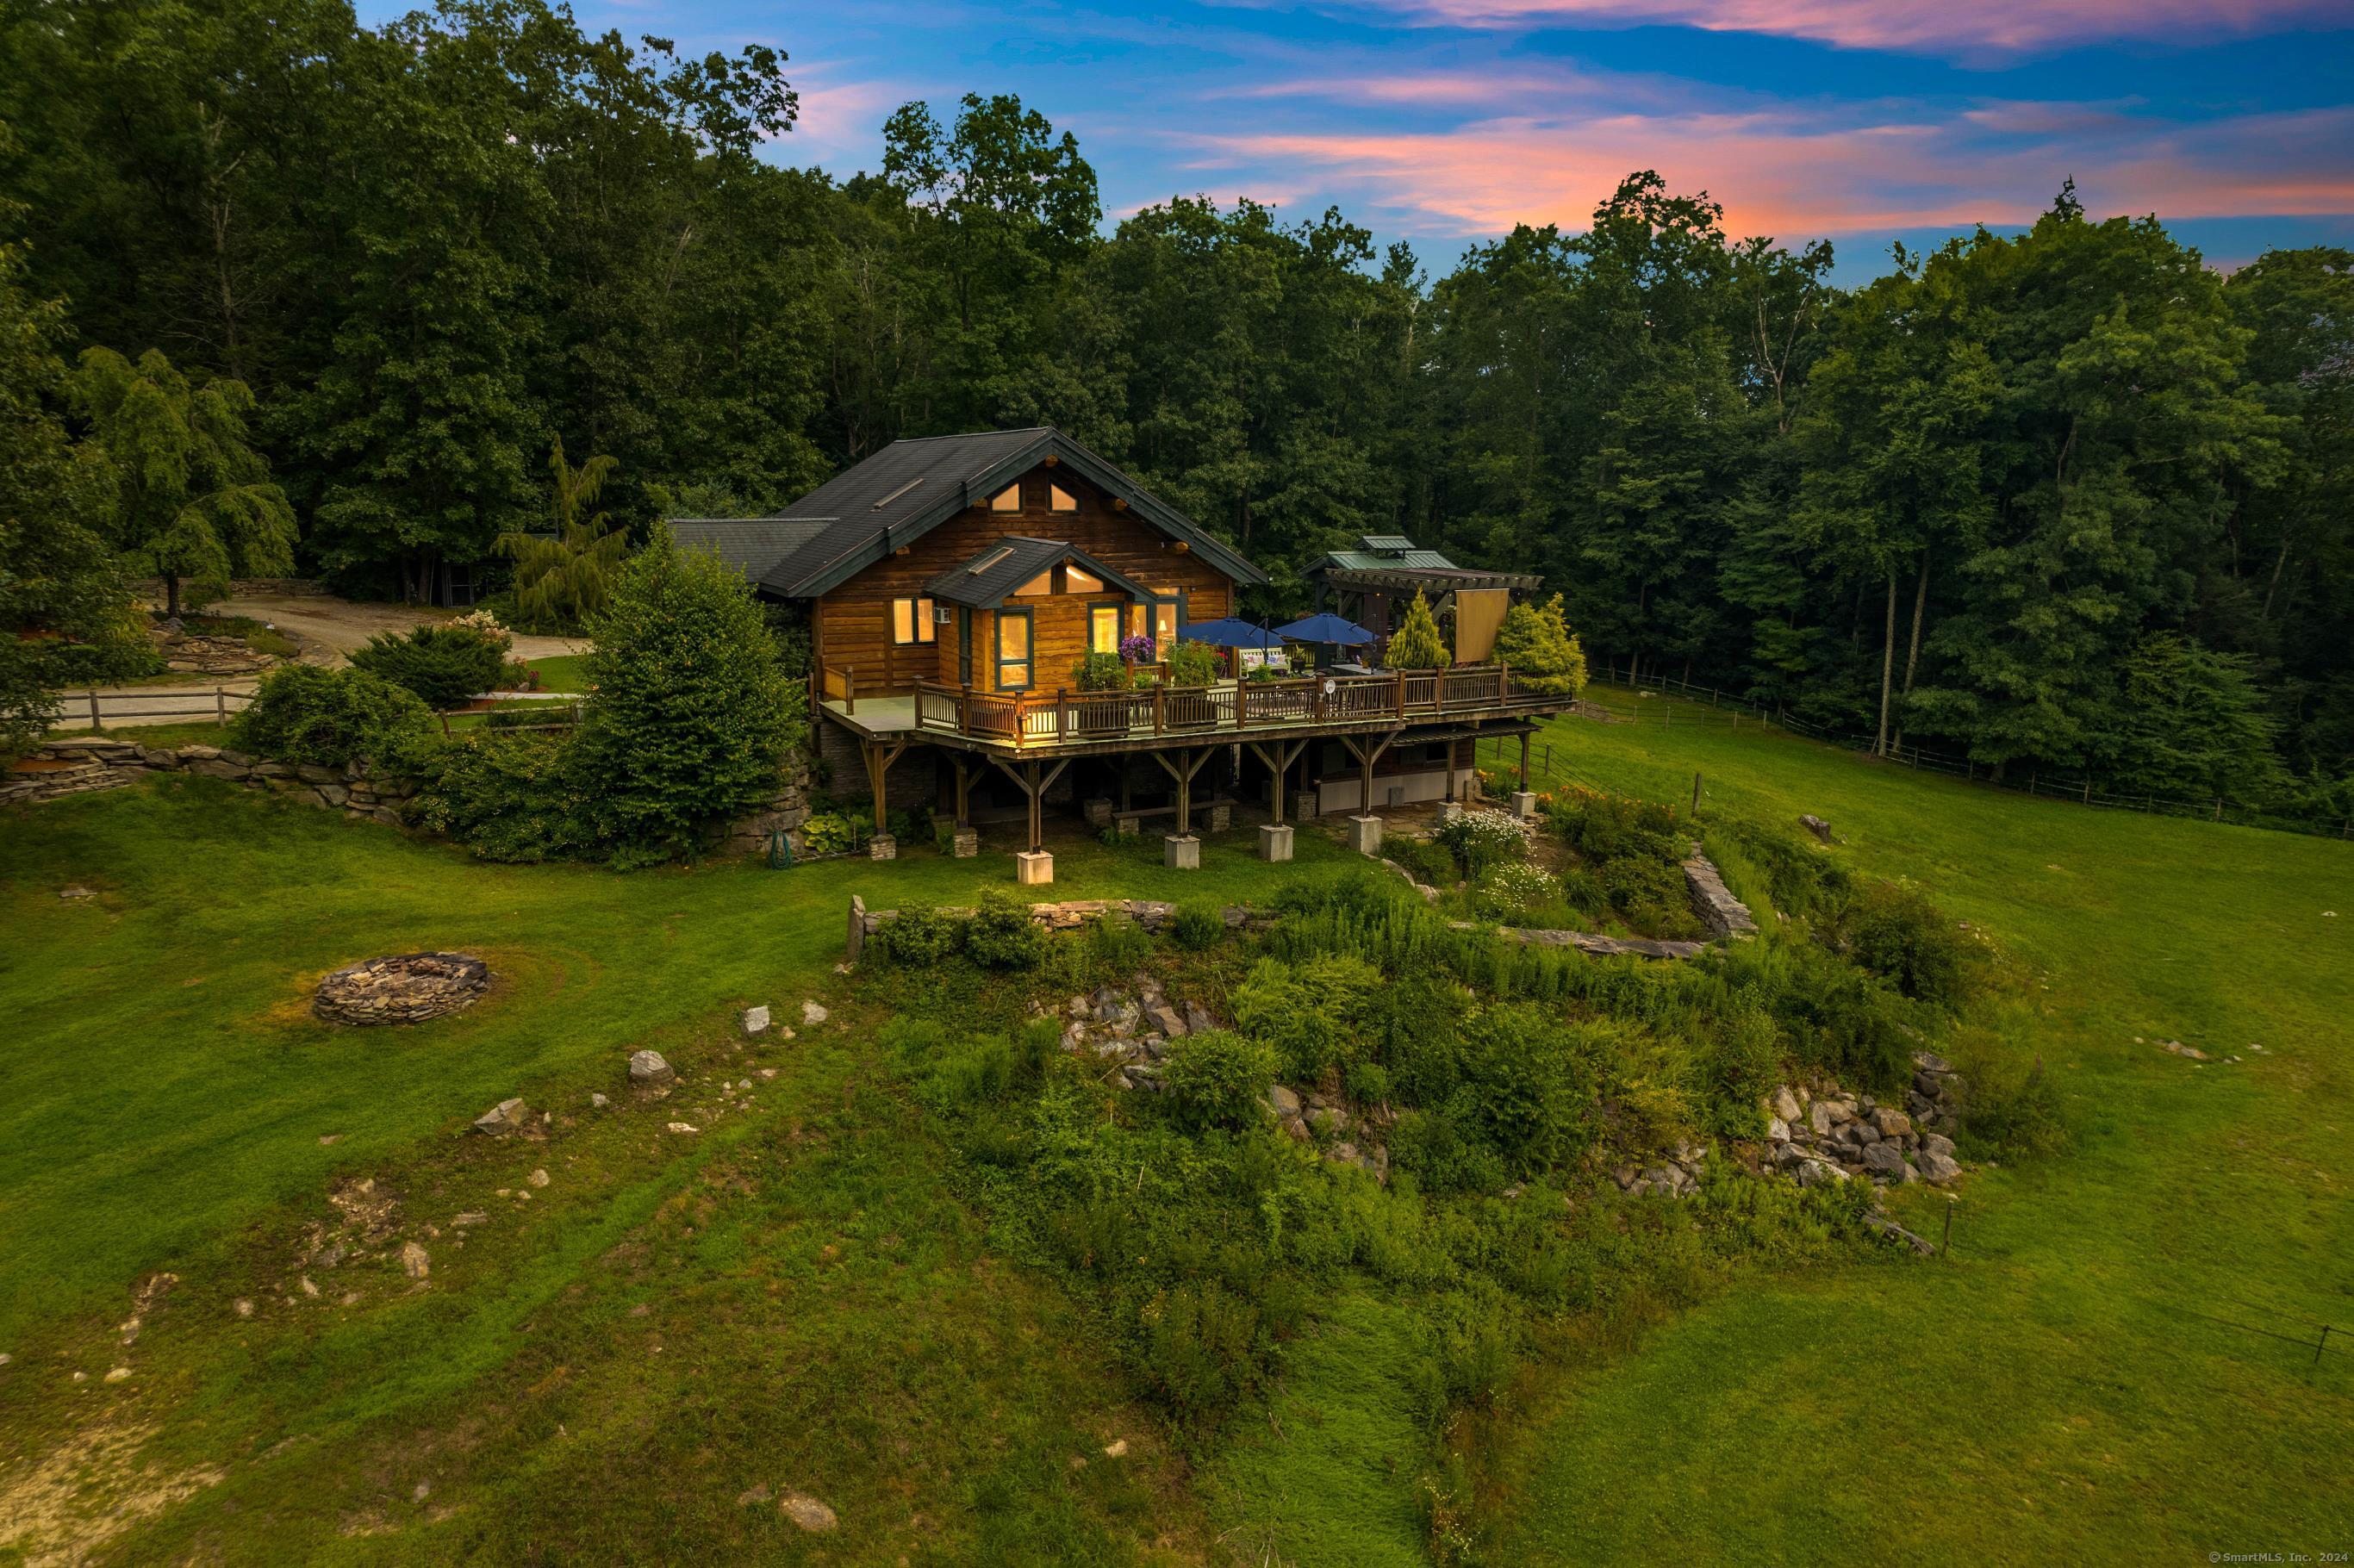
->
[1177,617,1286,649]
[1272,612,1374,645]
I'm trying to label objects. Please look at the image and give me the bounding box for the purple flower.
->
[1118,634,1156,663]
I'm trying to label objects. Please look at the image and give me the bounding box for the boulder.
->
[1266,1085,1302,1117]
[1799,813,1833,843]
[801,1000,829,1026]
[1771,1086,1803,1123]
[779,1491,838,1533]
[1307,1105,1349,1137]
[1765,1116,1789,1142]
[1859,1142,1906,1179]
[1921,1131,1956,1160]
[1846,1121,1879,1147]
[1912,1050,1952,1076]
[1916,1149,1963,1185]
[473,1098,528,1136]
[1144,1001,1186,1037]
[1871,1107,1913,1138]
[1183,1003,1217,1035]
[741,1005,770,1037]
[628,1049,676,1086]
[1807,1101,1836,1136]
[400,1241,431,1279]
[1795,1158,1845,1189]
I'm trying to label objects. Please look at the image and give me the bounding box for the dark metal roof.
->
[668,517,831,582]
[923,537,1155,610]
[756,427,1267,598]
[1322,564,1541,594]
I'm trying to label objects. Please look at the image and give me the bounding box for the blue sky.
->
[383,0,2354,281]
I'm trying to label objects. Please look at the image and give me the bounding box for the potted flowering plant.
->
[1118,632,1155,674]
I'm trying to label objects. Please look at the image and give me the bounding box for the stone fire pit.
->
[314,952,490,1025]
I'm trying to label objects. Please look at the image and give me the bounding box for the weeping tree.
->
[1386,589,1450,669]
[70,348,296,618]
[496,438,628,632]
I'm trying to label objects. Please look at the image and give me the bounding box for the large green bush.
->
[964,891,1048,970]
[408,731,598,862]
[1161,1029,1278,1132]
[231,664,434,769]
[347,621,509,709]
[1832,880,1977,1009]
[574,536,806,865]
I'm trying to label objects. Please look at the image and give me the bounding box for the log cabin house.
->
[671,427,1577,880]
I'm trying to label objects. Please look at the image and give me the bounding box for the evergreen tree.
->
[1387,590,1449,669]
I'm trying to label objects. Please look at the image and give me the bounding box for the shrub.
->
[1079,912,1151,977]
[1457,1005,1602,1172]
[232,665,434,769]
[1070,650,1129,691]
[966,891,1048,970]
[1387,589,1448,669]
[1161,1029,1278,1131]
[1960,1053,2070,1160]
[1706,815,1850,919]
[409,731,598,862]
[1165,639,1220,687]
[1490,594,1587,696]
[1232,953,1379,1081]
[870,905,962,967]
[1473,862,1559,924]
[1834,881,1975,1009]
[800,812,860,855]
[1169,901,1226,949]
[1388,1102,1509,1196]
[1136,1280,1262,1431]
[1545,788,1684,864]
[575,536,806,866]
[1435,809,1531,878]
[347,621,509,710]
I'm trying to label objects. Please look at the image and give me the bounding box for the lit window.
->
[1090,605,1120,655]
[990,484,1020,513]
[1014,570,1053,597]
[1126,603,1148,639]
[1064,563,1102,594]
[891,596,936,645]
[1152,588,1180,649]
[997,611,1031,690]
[1049,483,1078,513]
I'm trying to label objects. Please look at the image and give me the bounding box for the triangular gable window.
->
[1049,483,1078,513]
[990,484,1021,513]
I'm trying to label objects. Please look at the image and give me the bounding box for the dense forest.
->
[2,0,2349,815]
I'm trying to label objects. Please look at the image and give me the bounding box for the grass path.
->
[1483,696,2354,1561]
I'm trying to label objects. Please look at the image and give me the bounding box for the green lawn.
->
[1479,694,2354,1561]
[0,784,1350,1563]
[525,653,589,693]
[4,706,2351,1562]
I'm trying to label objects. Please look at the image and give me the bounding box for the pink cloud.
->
[1183,103,2354,239]
[1333,0,2347,56]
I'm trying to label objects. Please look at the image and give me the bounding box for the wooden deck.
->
[816,664,1566,756]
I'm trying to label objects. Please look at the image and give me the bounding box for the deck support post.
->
[1149,746,1214,835]
[860,737,908,838]
[989,756,1071,854]
[1339,727,1403,817]
[949,753,974,828]
[1245,738,1309,825]
[1519,730,1532,791]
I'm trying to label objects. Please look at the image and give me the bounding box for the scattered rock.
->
[1266,1085,1302,1117]
[628,1050,676,1086]
[2158,1040,2209,1061]
[1859,1142,1906,1179]
[801,1001,829,1026]
[1799,813,1833,843]
[741,1005,770,1037]
[590,1093,609,1109]
[1921,1132,1956,1160]
[105,1366,132,1383]
[473,1098,529,1136]
[451,1213,489,1227]
[234,1299,254,1318]
[400,1241,430,1279]
[527,1168,550,1189]
[317,1134,343,1147]
[59,885,96,900]
[1307,1105,1349,1137]
[779,1491,838,1533]
[667,1122,700,1135]
[1103,1439,1128,1458]
[1770,1086,1803,1123]
[737,1484,773,1507]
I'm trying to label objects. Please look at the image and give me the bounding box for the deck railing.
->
[901,663,1531,747]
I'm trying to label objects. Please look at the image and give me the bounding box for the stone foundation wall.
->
[812,719,942,818]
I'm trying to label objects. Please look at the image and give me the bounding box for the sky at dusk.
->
[373,0,2354,281]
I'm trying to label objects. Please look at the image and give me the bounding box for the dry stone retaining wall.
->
[4,738,417,822]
